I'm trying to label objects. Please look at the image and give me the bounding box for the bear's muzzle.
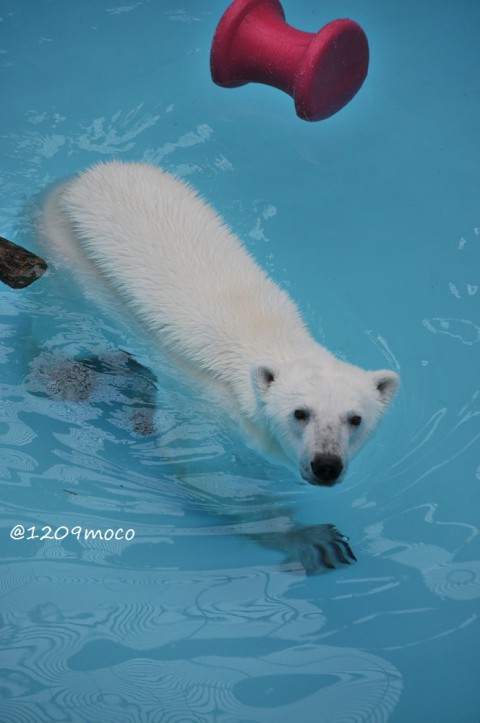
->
[310,453,344,486]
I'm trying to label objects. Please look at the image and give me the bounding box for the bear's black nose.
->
[310,454,344,486]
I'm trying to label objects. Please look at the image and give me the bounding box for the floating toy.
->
[0,236,48,288]
[210,0,369,121]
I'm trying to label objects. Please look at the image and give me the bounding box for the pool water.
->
[1,1,479,721]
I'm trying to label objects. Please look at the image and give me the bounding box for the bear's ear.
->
[371,370,400,406]
[251,362,278,399]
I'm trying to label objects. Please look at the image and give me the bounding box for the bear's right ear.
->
[371,369,400,406]
[251,363,278,399]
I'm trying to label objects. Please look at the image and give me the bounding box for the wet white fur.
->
[41,161,399,483]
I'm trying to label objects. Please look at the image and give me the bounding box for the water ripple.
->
[364,517,480,601]
[0,397,37,446]
[0,560,403,721]
[0,448,37,479]
[423,317,480,345]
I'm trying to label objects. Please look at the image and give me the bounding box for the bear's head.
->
[251,356,399,487]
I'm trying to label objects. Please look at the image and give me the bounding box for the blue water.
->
[1,0,479,721]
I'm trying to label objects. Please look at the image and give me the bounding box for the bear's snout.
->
[310,453,344,486]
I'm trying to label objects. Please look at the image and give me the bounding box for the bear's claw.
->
[257,523,357,575]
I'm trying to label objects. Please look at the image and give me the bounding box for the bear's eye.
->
[294,408,309,421]
[349,414,362,427]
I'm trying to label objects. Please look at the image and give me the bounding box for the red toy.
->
[210,0,369,121]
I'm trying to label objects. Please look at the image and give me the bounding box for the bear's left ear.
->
[370,370,400,406]
[250,362,278,400]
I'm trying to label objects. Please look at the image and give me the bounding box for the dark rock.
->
[0,236,48,289]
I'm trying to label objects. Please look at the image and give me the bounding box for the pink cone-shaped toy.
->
[210,0,369,121]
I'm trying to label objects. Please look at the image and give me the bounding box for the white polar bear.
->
[41,161,399,487]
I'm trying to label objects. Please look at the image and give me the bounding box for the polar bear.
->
[41,161,399,487]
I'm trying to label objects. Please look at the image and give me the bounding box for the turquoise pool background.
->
[1,0,479,720]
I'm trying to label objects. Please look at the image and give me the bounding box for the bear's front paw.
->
[258,523,356,575]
